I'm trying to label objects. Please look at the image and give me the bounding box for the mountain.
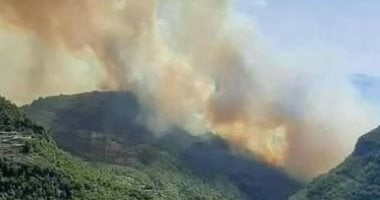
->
[0,95,244,200]
[291,126,380,200]
[351,74,380,109]
[23,91,302,200]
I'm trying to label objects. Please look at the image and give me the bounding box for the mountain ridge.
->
[0,95,245,200]
[23,91,302,200]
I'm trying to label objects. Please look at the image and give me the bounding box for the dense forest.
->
[23,91,302,200]
[0,96,243,200]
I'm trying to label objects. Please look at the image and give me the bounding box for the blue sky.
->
[233,0,380,76]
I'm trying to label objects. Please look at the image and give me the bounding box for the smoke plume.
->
[0,0,378,179]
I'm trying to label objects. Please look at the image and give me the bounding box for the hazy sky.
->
[233,0,380,76]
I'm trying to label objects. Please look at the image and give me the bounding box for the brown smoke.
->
[0,0,378,179]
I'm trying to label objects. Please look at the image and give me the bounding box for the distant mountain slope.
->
[23,91,302,200]
[351,74,380,109]
[291,126,380,200]
[0,95,243,200]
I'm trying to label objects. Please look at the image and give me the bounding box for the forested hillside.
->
[0,96,243,200]
[291,126,380,200]
[23,91,302,200]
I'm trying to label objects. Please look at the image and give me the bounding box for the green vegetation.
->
[0,95,243,200]
[23,91,302,200]
[291,126,380,200]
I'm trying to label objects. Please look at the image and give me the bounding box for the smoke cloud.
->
[0,0,378,179]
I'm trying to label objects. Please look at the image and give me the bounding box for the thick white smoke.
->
[0,0,378,179]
